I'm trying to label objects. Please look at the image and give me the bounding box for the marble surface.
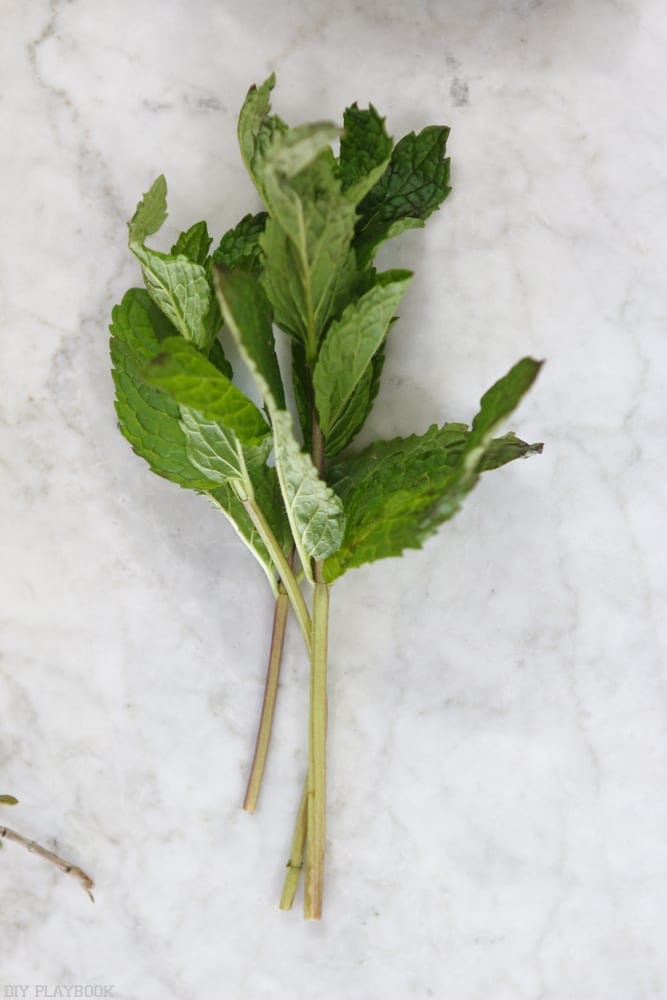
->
[1,1,666,997]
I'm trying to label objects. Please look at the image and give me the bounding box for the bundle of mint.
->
[110,76,542,919]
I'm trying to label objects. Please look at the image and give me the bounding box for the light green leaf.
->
[260,151,358,352]
[354,125,451,265]
[272,409,345,566]
[238,74,288,200]
[212,266,285,409]
[180,407,250,485]
[171,221,213,265]
[128,175,167,246]
[313,270,412,435]
[339,104,393,205]
[131,245,213,351]
[214,265,344,575]
[143,336,270,445]
[110,288,220,489]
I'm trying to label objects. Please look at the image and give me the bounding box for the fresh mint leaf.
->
[245,115,357,352]
[214,264,344,574]
[143,336,270,445]
[354,125,451,265]
[171,221,213,266]
[127,175,168,246]
[238,74,288,201]
[110,289,219,489]
[324,340,386,457]
[0,795,19,806]
[213,266,286,410]
[339,103,393,205]
[323,357,542,583]
[312,270,412,435]
[211,213,267,275]
[131,245,213,351]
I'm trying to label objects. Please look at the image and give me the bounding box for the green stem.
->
[279,777,308,910]
[241,497,312,656]
[243,573,291,813]
[304,564,329,920]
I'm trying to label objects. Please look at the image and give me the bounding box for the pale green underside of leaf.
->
[206,484,278,593]
[214,265,345,573]
[238,74,288,202]
[131,245,213,351]
[110,288,220,490]
[143,336,270,445]
[323,359,542,582]
[313,270,412,435]
[259,141,358,350]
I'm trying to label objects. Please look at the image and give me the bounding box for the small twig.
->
[0,825,95,901]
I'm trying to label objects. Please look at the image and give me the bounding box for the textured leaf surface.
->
[272,409,345,565]
[215,265,344,572]
[211,213,267,275]
[131,245,213,350]
[110,288,218,489]
[355,125,451,264]
[258,140,357,350]
[339,104,393,204]
[143,336,270,444]
[313,270,412,435]
[323,359,542,581]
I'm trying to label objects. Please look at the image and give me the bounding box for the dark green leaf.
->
[339,104,393,204]
[211,213,267,275]
[171,221,213,266]
[109,289,219,489]
[355,125,451,265]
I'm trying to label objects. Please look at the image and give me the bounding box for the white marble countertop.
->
[2,1,666,997]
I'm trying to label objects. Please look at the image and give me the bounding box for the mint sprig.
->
[110,77,543,920]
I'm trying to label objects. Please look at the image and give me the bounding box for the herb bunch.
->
[110,76,542,919]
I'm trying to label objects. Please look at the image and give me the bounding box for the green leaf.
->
[143,336,270,445]
[313,270,412,435]
[272,409,345,567]
[131,245,213,351]
[323,360,542,581]
[238,74,288,200]
[179,407,252,485]
[214,264,344,574]
[211,213,267,275]
[110,288,220,490]
[0,794,19,806]
[128,175,168,246]
[354,125,451,265]
[212,266,285,410]
[291,340,312,445]
[171,221,213,266]
[324,340,386,458]
[339,104,393,204]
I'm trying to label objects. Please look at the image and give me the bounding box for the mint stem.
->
[241,497,312,655]
[243,558,292,813]
[304,565,329,919]
[279,777,308,910]
[0,824,94,901]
